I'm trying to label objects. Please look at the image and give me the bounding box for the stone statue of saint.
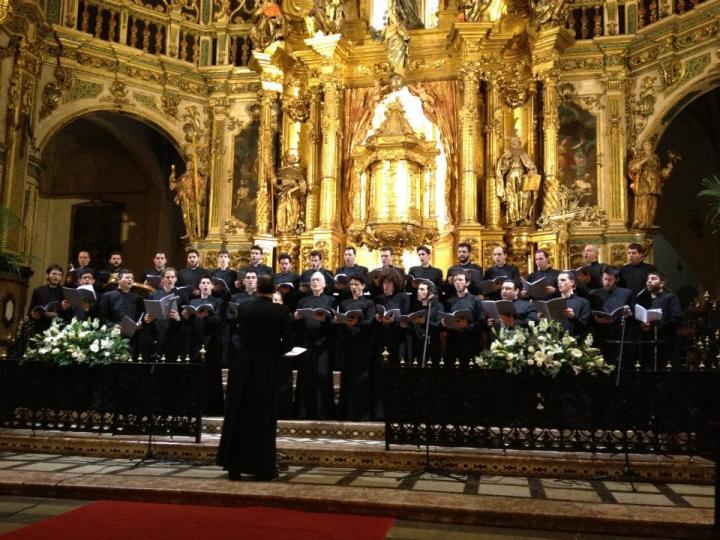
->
[274,154,307,235]
[495,136,541,226]
[305,0,345,36]
[529,0,569,28]
[249,0,285,51]
[384,0,411,76]
[627,140,680,229]
[170,157,207,239]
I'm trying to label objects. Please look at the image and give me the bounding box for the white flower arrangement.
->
[475,320,614,377]
[24,317,131,367]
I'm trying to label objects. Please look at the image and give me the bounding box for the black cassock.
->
[295,293,336,419]
[335,296,376,421]
[444,293,484,363]
[637,290,682,368]
[588,286,634,364]
[27,284,67,334]
[216,296,293,479]
[185,295,224,416]
[406,300,442,364]
[372,291,410,419]
[143,287,187,361]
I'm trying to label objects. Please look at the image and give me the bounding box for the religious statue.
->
[529,0,570,29]
[495,136,541,226]
[170,157,207,240]
[305,0,345,36]
[249,0,285,51]
[627,140,681,229]
[383,0,411,77]
[459,0,492,22]
[274,153,308,235]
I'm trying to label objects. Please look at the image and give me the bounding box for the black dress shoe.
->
[228,472,242,481]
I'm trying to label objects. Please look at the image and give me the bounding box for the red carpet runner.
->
[2,500,396,540]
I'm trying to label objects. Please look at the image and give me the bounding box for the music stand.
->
[597,326,657,491]
[398,297,465,484]
[131,352,166,468]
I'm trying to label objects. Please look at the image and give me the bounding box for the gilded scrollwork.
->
[40,66,73,120]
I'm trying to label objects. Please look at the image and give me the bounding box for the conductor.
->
[217,275,294,481]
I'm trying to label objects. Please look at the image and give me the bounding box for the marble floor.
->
[0,451,714,538]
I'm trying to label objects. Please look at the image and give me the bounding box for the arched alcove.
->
[652,86,720,301]
[32,111,186,289]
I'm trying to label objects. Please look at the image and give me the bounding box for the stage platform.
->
[0,420,715,538]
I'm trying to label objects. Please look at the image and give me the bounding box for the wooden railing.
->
[567,0,708,38]
[44,0,713,66]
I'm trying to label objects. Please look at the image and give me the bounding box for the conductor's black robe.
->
[216,296,293,479]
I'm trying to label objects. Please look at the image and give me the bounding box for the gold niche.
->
[348,97,439,251]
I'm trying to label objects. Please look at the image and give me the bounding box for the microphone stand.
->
[615,313,628,387]
[595,311,648,491]
[421,296,433,368]
[399,294,464,484]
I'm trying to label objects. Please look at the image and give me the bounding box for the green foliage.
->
[698,174,720,233]
[475,319,614,377]
[0,204,29,275]
[24,317,131,367]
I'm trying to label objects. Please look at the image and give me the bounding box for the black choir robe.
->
[217,296,293,480]
[576,261,606,297]
[588,286,634,364]
[638,290,682,368]
[482,264,521,300]
[525,267,560,299]
[557,294,591,338]
[444,293,484,363]
[27,284,67,334]
[294,293,336,419]
[407,265,444,293]
[298,268,335,296]
[619,262,657,296]
[372,291,410,419]
[446,262,483,296]
[335,296,376,421]
[178,266,206,295]
[239,263,273,278]
[273,271,300,311]
[406,300,442,365]
[144,287,185,361]
[184,295,224,415]
[99,288,145,356]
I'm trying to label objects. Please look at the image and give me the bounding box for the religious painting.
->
[231,119,260,229]
[557,103,598,206]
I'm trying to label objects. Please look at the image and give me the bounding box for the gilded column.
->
[304,85,321,230]
[459,65,481,225]
[206,99,227,237]
[541,71,561,217]
[256,89,278,235]
[1,39,39,252]
[318,78,342,228]
[484,73,502,229]
[604,73,628,229]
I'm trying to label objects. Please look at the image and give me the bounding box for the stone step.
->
[0,428,712,485]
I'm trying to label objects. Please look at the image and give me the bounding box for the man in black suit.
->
[217,275,293,481]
